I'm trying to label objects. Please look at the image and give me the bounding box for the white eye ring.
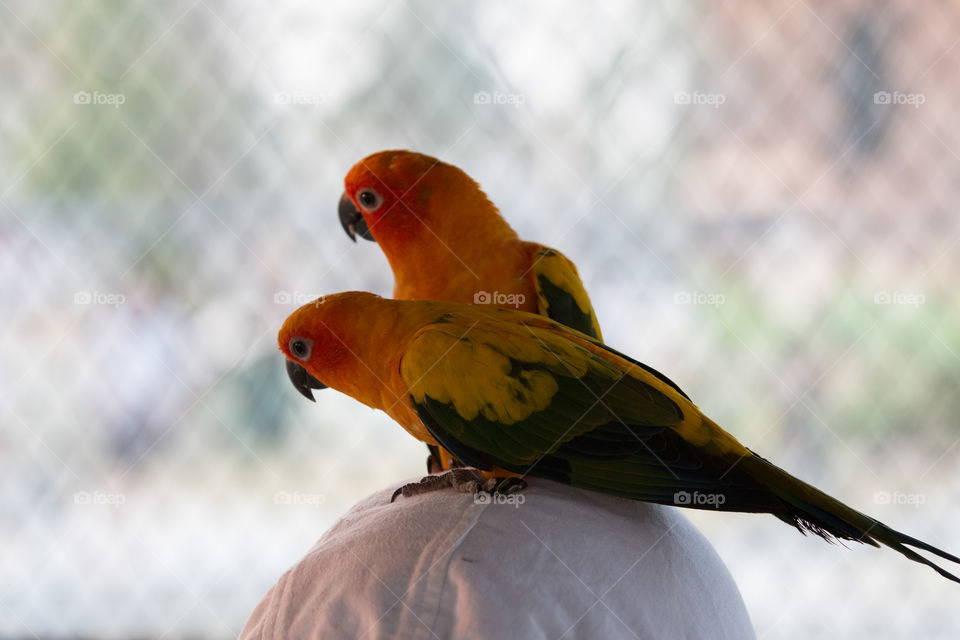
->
[289,337,313,361]
[356,188,383,212]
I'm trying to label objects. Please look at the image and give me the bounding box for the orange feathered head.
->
[279,291,395,405]
[338,150,516,250]
[279,291,447,423]
[279,294,349,402]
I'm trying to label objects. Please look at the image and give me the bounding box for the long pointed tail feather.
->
[744,452,960,584]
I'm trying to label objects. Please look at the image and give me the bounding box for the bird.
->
[338,150,603,472]
[279,291,960,584]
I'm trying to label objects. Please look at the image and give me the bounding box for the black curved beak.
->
[339,192,375,242]
[286,359,326,402]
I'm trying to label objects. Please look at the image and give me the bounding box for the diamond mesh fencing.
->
[2,0,959,637]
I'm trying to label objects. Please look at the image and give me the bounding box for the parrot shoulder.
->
[399,316,597,428]
[525,243,603,340]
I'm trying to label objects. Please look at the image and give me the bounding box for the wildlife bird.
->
[338,150,601,338]
[280,291,960,584]
[338,150,602,471]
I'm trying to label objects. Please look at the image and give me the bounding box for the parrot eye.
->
[356,188,382,212]
[289,337,313,361]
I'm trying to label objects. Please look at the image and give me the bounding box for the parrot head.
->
[278,291,422,408]
[279,294,360,402]
[340,150,461,243]
[338,150,517,252]
[340,150,439,243]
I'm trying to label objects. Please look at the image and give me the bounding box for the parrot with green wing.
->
[280,292,960,585]
[338,150,602,471]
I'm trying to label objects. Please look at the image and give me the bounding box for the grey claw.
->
[390,470,528,502]
[494,478,527,494]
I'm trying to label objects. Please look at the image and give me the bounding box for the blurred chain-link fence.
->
[2,1,959,637]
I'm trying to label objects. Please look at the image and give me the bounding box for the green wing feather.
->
[528,245,603,340]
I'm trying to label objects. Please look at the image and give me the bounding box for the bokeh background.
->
[3,1,959,637]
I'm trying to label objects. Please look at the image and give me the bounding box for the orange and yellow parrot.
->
[280,292,960,584]
[338,150,602,470]
[338,150,601,339]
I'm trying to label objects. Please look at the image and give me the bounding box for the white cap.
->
[241,477,754,639]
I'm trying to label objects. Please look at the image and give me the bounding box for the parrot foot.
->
[486,477,527,495]
[391,469,527,502]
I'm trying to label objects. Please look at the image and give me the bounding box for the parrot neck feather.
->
[378,194,537,310]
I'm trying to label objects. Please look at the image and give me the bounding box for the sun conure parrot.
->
[338,149,602,471]
[280,291,960,584]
